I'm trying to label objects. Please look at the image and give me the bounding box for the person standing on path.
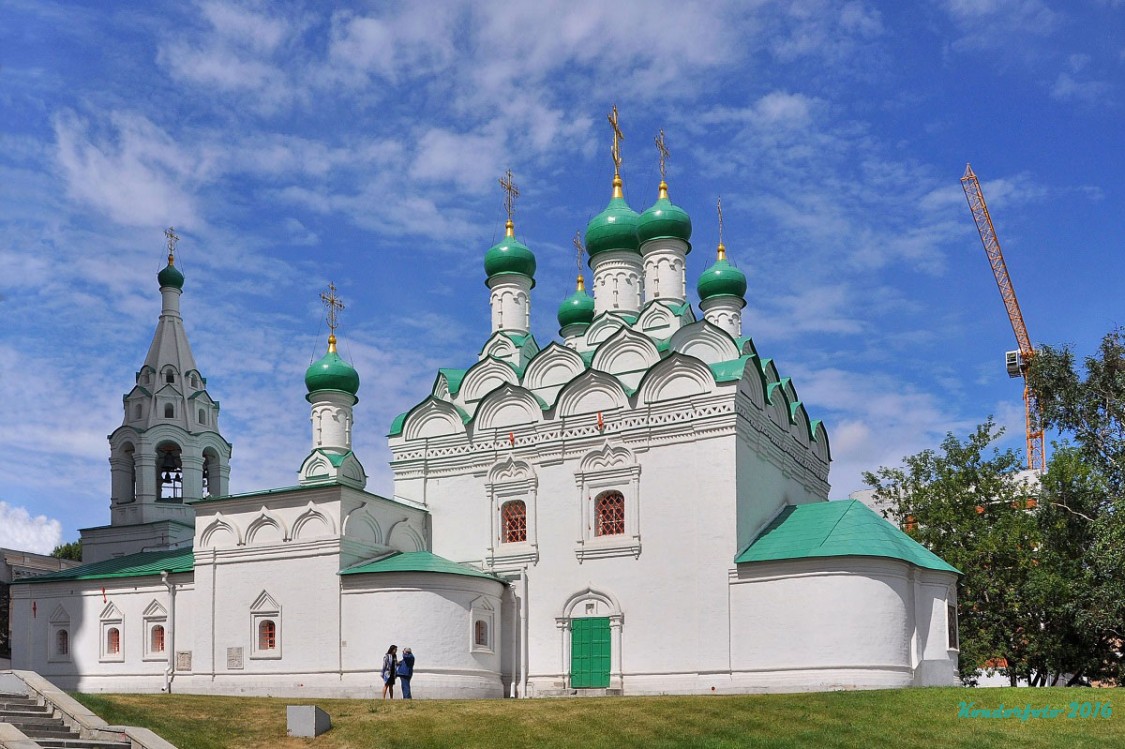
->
[397,647,415,699]
[381,645,398,699]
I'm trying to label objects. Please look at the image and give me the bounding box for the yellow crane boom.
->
[961,163,1045,471]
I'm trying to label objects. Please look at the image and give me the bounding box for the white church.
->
[8,125,960,697]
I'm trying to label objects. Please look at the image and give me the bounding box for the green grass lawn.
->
[73,687,1120,749]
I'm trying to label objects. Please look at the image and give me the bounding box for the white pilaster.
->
[591,251,644,315]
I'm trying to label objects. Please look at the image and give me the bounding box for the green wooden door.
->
[570,617,611,688]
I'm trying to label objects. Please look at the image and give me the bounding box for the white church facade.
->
[8,131,960,697]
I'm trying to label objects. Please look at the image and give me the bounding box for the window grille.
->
[259,620,276,650]
[475,620,489,647]
[595,491,625,536]
[107,627,121,655]
[151,625,165,653]
[501,500,527,543]
[57,629,69,656]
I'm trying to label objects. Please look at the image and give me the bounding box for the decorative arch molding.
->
[583,313,628,347]
[669,320,740,365]
[488,456,535,485]
[478,333,518,362]
[293,503,335,540]
[766,382,795,429]
[386,519,424,552]
[737,356,769,411]
[636,301,676,333]
[461,357,521,403]
[342,507,383,546]
[636,353,716,404]
[556,370,628,418]
[200,513,242,548]
[142,600,167,618]
[245,507,287,545]
[790,402,813,448]
[402,398,466,441]
[578,443,636,474]
[811,421,832,463]
[590,327,660,379]
[523,343,586,392]
[473,384,542,430]
[559,586,624,620]
[49,604,70,625]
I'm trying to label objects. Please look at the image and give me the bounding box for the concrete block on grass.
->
[287,705,331,738]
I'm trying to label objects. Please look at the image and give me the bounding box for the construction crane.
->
[961,163,1045,471]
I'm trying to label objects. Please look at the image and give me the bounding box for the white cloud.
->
[1051,72,1112,103]
[53,110,204,228]
[0,501,63,554]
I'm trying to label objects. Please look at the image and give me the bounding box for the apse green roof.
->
[735,500,959,574]
[21,547,194,583]
[157,259,184,290]
[341,550,500,581]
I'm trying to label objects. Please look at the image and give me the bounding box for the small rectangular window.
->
[947,603,959,650]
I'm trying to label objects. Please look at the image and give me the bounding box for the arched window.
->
[157,444,183,501]
[151,625,165,653]
[164,403,174,418]
[165,371,175,384]
[259,620,277,650]
[107,627,121,655]
[190,374,199,388]
[501,500,527,543]
[133,403,142,420]
[57,629,69,656]
[474,619,489,648]
[594,491,625,536]
[198,408,206,425]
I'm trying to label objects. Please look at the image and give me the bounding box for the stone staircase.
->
[0,692,131,749]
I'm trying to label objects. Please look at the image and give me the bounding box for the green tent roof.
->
[340,550,500,581]
[21,547,194,583]
[735,500,959,574]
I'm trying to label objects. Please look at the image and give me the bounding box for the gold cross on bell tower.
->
[164,226,180,264]
[499,168,519,237]
[320,282,345,352]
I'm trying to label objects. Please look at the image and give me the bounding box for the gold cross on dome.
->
[499,168,519,225]
[164,226,180,260]
[607,104,624,175]
[320,282,345,335]
[572,231,586,272]
[654,129,669,181]
[716,196,727,260]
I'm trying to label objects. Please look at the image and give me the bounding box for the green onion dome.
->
[305,336,360,396]
[557,277,595,329]
[158,254,185,290]
[584,177,641,258]
[637,182,692,249]
[484,220,536,284]
[697,247,747,301]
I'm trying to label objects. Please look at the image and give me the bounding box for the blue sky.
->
[1,0,1121,552]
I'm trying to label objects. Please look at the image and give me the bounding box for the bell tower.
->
[83,229,233,563]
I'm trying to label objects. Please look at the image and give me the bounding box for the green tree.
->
[51,540,82,561]
[1028,326,1125,682]
[863,419,1040,685]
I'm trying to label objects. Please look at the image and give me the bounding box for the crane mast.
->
[961,163,1045,471]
